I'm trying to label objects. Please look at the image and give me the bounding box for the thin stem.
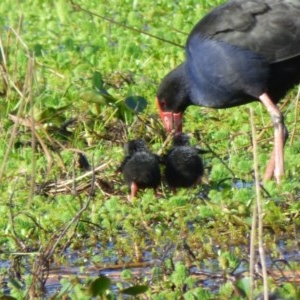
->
[70,0,183,48]
[250,108,269,299]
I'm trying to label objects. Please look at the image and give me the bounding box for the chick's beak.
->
[156,97,183,133]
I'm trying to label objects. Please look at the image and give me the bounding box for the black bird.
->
[156,0,300,183]
[163,133,205,189]
[118,139,161,199]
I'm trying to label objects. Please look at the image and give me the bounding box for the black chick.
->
[118,139,161,200]
[163,133,204,190]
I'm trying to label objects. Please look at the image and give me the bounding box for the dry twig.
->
[249,108,268,300]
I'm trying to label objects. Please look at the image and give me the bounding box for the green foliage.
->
[120,285,148,296]
[88,276,111,297]
[236,277,251,298]
[171,262,188,289]
[183,288,212,300]
[125,95,148,113]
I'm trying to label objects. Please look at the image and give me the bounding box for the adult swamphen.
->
[162,133,205,190]
[118,139,161,200]
[156,0,300,183]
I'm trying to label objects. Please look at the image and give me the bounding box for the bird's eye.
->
[161,99,167,109]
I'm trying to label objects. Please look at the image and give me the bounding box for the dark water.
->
[2,238,297,298]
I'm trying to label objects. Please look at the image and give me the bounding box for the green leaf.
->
[55,279,73,299]
[120,284,148,296]
[92,71,105,92]
[125,96,147,113]
[91,72,117,102]
[34,106,68,123]
[64,38,75,51]
[171,262,188,288]
[88,276,111,297]
[236,277,251,298]
[0,296,18,300]
[80,89,110,104]
[184,287,213,300]
[33,44,43,56]
[54,0,69,23]
[8,277,23,290]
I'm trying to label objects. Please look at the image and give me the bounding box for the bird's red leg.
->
[130,182,138,200]
[259,93,287,183]
[263,148,276,180]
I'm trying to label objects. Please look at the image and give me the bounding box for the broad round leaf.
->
[125,96,147,113]
[88,276,111,297]
[120,284,148,296]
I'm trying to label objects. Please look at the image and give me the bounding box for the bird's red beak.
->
[156,97,183,133]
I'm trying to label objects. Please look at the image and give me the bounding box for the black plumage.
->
[156,0,300,183]
[118,139,161,199]
[163,134,204,189]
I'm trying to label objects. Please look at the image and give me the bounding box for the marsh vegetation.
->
[0,0,299,299]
